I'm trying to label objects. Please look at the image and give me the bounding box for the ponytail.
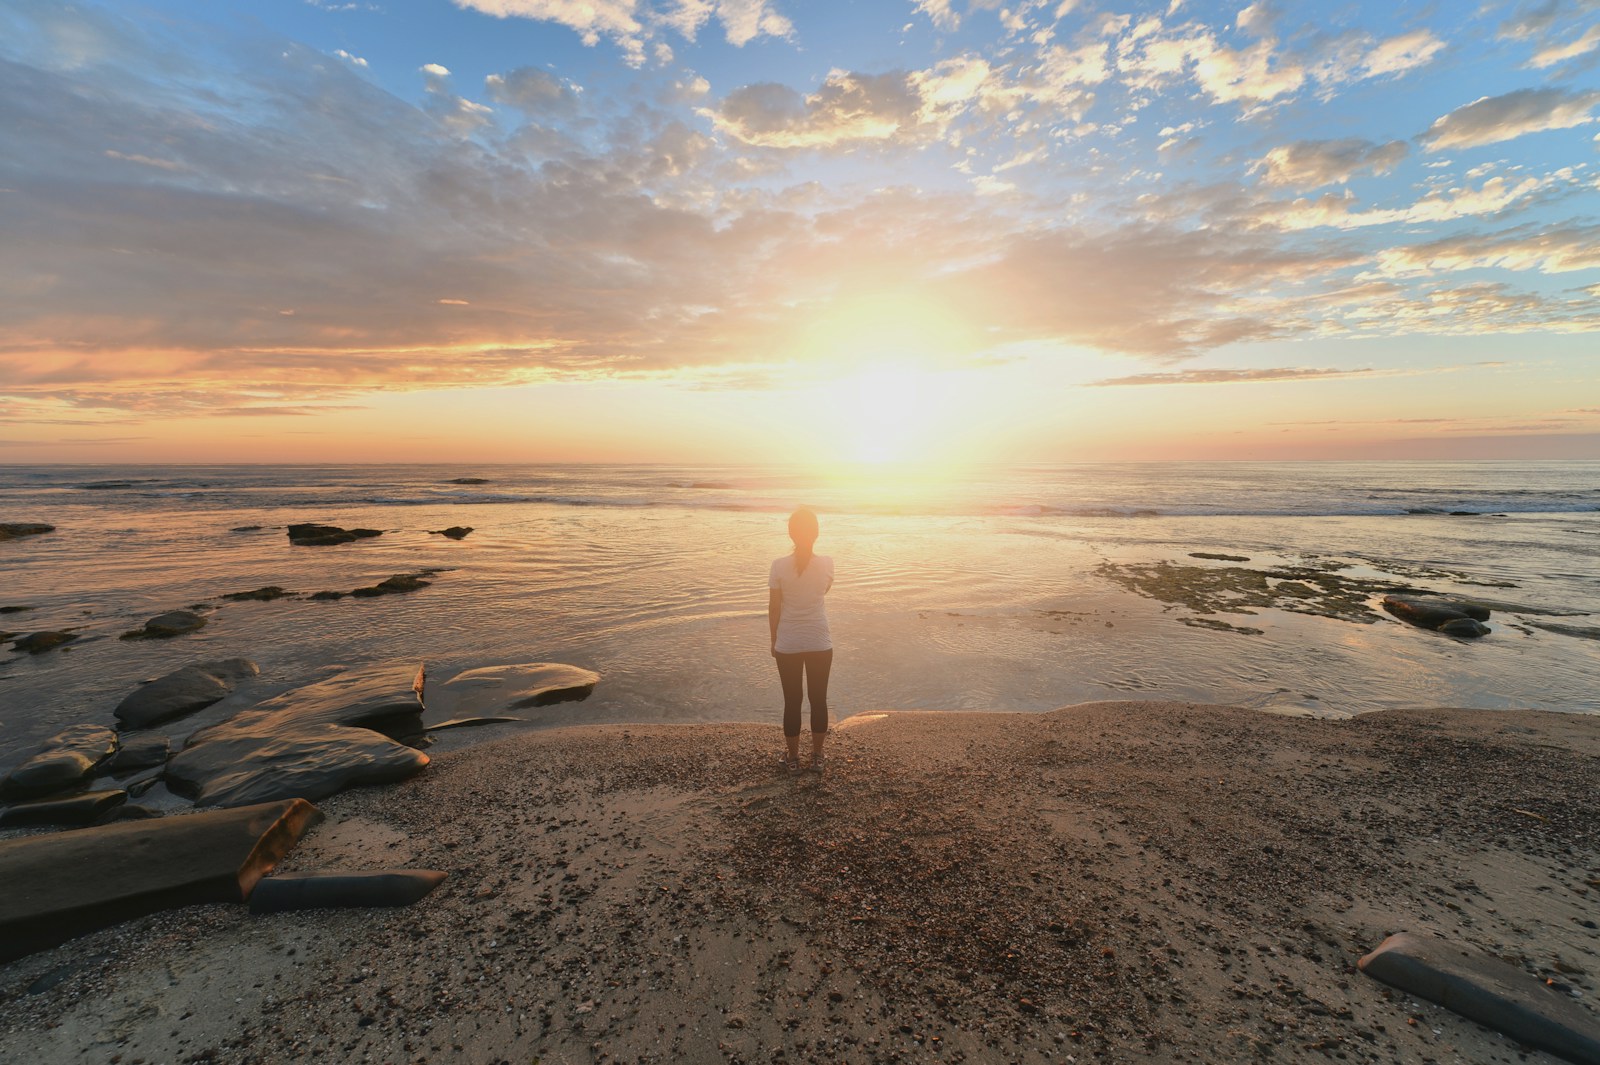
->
[788,506,819,576]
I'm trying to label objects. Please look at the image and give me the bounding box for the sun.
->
[827,360,958,466]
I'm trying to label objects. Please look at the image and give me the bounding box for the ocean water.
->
[2,461,1598,772]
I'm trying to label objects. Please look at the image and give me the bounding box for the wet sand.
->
[1,701,1597,1063]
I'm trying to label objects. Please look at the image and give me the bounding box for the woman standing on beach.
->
[770,506,834,774]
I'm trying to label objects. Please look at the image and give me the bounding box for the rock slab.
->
[165,662,429,807]
[424,662,600,722]
[0,789,127,828]
[1359,932,1600,1065]
[0,798,322,963]
[248,869,448,913]
[2,725,119,798]
[114,658,261,730]
[12,630,77,654]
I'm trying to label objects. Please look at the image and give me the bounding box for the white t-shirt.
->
[769,553,835,653]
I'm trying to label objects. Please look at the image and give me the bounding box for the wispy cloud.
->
[1421,88,1600,151]
[1086,367,1381,387]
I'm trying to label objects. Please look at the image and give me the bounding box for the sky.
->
[1,0,1597,465]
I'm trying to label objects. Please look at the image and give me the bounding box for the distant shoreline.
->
[3,701,1596,1063]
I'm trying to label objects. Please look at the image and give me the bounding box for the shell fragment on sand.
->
[248,869,448,913]
[1358,932,1600,1065]
[0,798,323,963]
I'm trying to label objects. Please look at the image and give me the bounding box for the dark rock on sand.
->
[12,630,77,654]
[115,658,260,730]
[425,662,600,722]
[350,572,433,598]
[121,609,208,640]
[1382,595,1492,637]
[165,662,430,807]
[448,477,490,484]
[287,523,382,546]
[0,789,127,828]
[429,526,473,539]
[230,525,265,532]
[1,725,119,798]
[1359,932,1600,1065]
[1449,510,1480,516]
[0,798,322,962]
[0,604,34,614]
[222,586,293,602]
[248,869,448,913]
[108,735,170,774]
[309,590,347,601]
[1188,552,1251,562]
[95,803,159,823]
[0,523,54,542]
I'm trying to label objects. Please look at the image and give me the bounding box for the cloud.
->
[1375,223,1600,276]
[334,48,368,68]
[707,71,925,149]
[452,0,791,62]
[1255,174,1553,230]
[1421,87,1600,151]
[915,0,961,31]
[1529,24,1600,66]
[1360,29,1446,77]
[1252,138,1409,188]
[1086,366,1380,386]
[484,67,581,114]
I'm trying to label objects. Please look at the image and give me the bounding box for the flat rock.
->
[1382,595,1492,637]
[248,869,448,913]
[2,725,119,798]
[429,526,473,539]
[1359,932,1600,1065]
[0,789,127,828]
[424,662,600,722]
[108,735,171,774]
[287,523,382,547]
[165,662,430,807]
[114,658,261,730]
[0,522,55,542]
[12,630,77,654]
[121,610,208,640]
[1189,552,1251,562]
[222,586,293,601]
[350,573,432,598]
[447,477,489,484]
[0,798,322,963]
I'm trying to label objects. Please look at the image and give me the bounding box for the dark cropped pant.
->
[775,648,833,738]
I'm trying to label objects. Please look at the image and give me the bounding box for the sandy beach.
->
[1,701,1596,1064]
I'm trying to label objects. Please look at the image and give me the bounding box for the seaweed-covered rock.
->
[1,725,119,798]
[222,586,293,602]
[447,477,489,485]
[350,573,432,598]
[121,610,208,640]
[115,658,260,730]
[429,526,473,540]
[1382,595,1492,637]
[165,662,429,807]
[287,523,382,547]
[12,630,77,654]
[425,662,600,722]
[0,523,54,542]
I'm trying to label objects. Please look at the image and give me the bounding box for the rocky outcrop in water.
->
[429,526,473,539]
[108,735,171,774]
[12,630,77,654]
[1381,595,1492,638]
[165,662,430,807]
[351,573,432,597]
[114,658,261,730]
[223,586,293,601]
[121,609,208,640]
[0,798,322,962]
[287,523,382,546]
[0,523,55,542]
[1,724,119,799]
[447,477,490,485]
